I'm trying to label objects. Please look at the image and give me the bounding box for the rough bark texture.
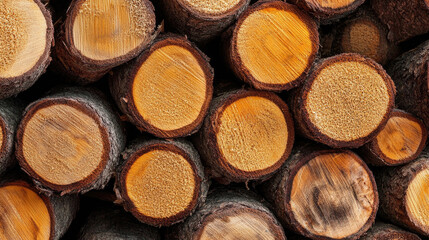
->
[79,206,160,240]
[359,222,422,240]
[0,0,53,99]
[16,87,126,195]
[52,0,157,84]
[115,139,209,227]
[193,89,294,184]
[388,40,429,127]
[376,152,429,236]
[165,188,286,240]
[371,0,429,43]
[160,0,250,44]
[0,99,25,175]
[109,34,214,138]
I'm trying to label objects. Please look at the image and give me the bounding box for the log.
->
[224,0,319,91]
[371,0,429,43]
[360,222,422,240]
[289,0,365,23]
[0,99,25,176]
[160,0,250,43]
[115,139,209,227]
[291,53,396,148]
[0,179,79,240]
[376,152,429,236]
[79,206,160,240]
[16,87,126,195]
[194,89,294,184]
[359,109,427,166]
[388,40,429,127]
[110,34,214,138]
[52,0,157,84]
[260,143,378,240]
[0,0,53,98]
[165,188,286,240]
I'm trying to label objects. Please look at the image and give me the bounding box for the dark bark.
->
[359,222,421,240]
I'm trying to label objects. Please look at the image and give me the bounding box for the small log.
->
[360,222,422,240]
[16,87,126,195]
[0,0,53,98]
[371,0,429,43]
[359,109,427,166]
[260,143,378,240]
[376,152,429,236]
[110,34,214,138]
[0,179,79,240]
[289,0,365,23]
[160,0,250,43]
[165,188,286,240]
[388,40,429,126]
[291,53,396,148]
[115,139,209,227]
[224,0,319,91]
[53,0,157,84]
[194,89,294,183]
[79,206,160,240]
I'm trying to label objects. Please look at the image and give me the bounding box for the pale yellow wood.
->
[376,116,423,161]
[132,45,207,131]
[406,169,429,231]
[0,185,51,240]
[72,0,153,61]
[308,0,355,8]
[291,152,375,239]
[125,150,196,219]
[306,61,390,141]
[0,0,47,78]
[217,96,288,172]
[181,0,241,15]
[342,20,381,62]
[22,104,104,185]
[237,7,314,85]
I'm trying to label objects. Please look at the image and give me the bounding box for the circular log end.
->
[300,0,365,20]
[288,150,377,239]
[180,0,247,16]
[231,1,318,91]
[406,167,429,235]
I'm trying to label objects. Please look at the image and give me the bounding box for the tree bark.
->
[359,222,422,240]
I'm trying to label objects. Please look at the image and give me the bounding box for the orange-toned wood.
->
[290,0,365,22]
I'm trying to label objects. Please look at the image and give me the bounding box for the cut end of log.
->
[294,0,364,21]
[181,0,243,15]
[406,168,429,233]
[301,54,394,148]
[231,1,318,91]
[71,0,156,61]
[309,0,355,9]
[0,0,49,78]
[0,183,51,239]
[290,151,377,239]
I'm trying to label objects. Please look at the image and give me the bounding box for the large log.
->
[360,222,422,240]
[261,143,378,240]
[224,0,319,91]
[115,139,209,227]
[0,0,53,98]
[110,34,213,138]
[16,87,126,195]
[291,53,396,148]
[194,89,294,183]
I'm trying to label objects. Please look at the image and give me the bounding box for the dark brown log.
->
[224,0,319,91]
[359,109,427,166]
[291,53,396,148]
[371,0,429,43]
[388,40,429,127]
[194,89,294,184]
[115,139,209,227]
[79,206,160,240]
[0,179,79,240]
[260,143,378,240]
[289,0,365,23]
[359,222,422,240]
[376,151,429,236]
[110,34,213,138]
[160,0,250,43]
[165,188,286,240]
[16,87,126,195]
[52,0,157,84]
[0,0,53,99]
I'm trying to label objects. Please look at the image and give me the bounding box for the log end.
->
[180,0,245,16]
[294,0,365,22]
[406,167,429,235]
